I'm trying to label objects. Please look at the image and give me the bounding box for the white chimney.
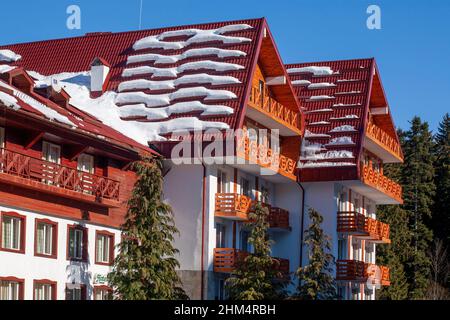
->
[90,57,110,94]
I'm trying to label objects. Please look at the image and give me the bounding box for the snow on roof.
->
[308,95,335,101]
[298,161,356,168]
[329,125,357,132]
[0,90,20,110]
[287,66,334,76]
[309,121,330,125]
[330,114,359,120]
[327,136,355,145]
[292,80,311,86]
[0,49,22,62]
[308,82,336,89]
[0,65,16,74]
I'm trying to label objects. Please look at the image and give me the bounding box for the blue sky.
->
[0,0,448,131]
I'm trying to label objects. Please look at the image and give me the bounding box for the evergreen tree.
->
[432,113,450,248]
[295,208,336,300]
[108,156,187,300]
[401,117,435,299]
[225,201,285,300]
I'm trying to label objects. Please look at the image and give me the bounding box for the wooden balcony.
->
[213,248,289,277]
[268,207,290,230]
[215,193,252,220]
[337,211,390,244]
[365,119,403,163]
[361,164,403,204]
[0,148,120,207]
[236,133,297,181]
[337,260,390,286]
[247,86,302,136]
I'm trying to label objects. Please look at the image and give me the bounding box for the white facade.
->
[0,204,120,300]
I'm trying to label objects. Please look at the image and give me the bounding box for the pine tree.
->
[295,208,336,300]
[108,156,187,300]
[432,113,450,248]
[225,201,285,300]
[401,117,435,299]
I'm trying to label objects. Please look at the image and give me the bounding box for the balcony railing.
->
[366,119,403,161]
[0,147,120,202]
[213,248,290,277]
[236,132,297,180]
[248,86,301,131]
[337,260,390,286]
[215,193,252,220]
[361,164,403,203]
[268,207,290,230]
[337,211,390,243]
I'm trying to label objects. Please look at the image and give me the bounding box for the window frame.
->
[65,284,87,300]
[0,211,26,254]
[66,224,88,262]
[94,230,115,266]
[93,285,113,300]
[34,218,58,259]
[0,276,25,300]
[33,279,57,300]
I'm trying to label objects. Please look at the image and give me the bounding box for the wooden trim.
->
[66,224,88,262]
[34,218,58,259]
[0,211,26,254]
[94,229,115,266]
[33,279,57,300]
[0,276,25,300]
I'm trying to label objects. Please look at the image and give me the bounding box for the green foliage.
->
[295,208,336,300]
[108,156,187,300]
[225,201,286,300]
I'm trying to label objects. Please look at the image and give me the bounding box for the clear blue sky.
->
[1,0,448,131]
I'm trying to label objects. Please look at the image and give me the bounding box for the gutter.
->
[200,163,207,300]
[297,179,306,273]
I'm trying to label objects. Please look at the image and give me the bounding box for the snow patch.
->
[304,130,331,138]
[327,136,355,145]
[305,108,333,114]
[0,49,22,62]
[0,65,15,74]
[309,121,330,125]
[0,91,20,110]
[308,82,336,89]
[292,80,311,86]
[308,95,335,101]
[333,103,362,108]
[299,161,356,168]
[329,125,357,132]
[330,114,359,120]
[287,66,334,76]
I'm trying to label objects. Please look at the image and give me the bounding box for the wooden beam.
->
[24,131,44,150]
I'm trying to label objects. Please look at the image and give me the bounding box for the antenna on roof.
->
[139,0,143,30]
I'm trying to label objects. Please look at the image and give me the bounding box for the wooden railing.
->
[215,193,252,220]
[337,260,390,286]
[236,132,297,180]
[337,211,390,243]
[366,119,403,161]
[361,164,403,203]
[248,86,301,131]
[213,248,290,276]
[0,148,120,201]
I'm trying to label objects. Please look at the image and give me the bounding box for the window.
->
[337,286,346,300]
[240,230,250,252]
[67,225,87,261]
[217,170,228,193]
[65,284,86,300]
[365,242,374,263]
[338,238,347,260]
[0,127,4,172]
[215,224,226,248]
[0,277,24,300]
[215,279,225,300]
[42,141,61,185]
[260,185,269,204]
[364,288,373,300]
[35,219,57,258]
[338,189,347,212]
[94,286,113,300]
[240,178,251,198]
[34,280,56,300]
[258,80,265,104]
[1,212,26,254]
[77,153,95,194]
[352,238,361,261]
[95,231,114,265]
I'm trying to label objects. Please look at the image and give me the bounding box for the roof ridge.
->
[285,57,375,67]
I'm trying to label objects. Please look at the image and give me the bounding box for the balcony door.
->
[216,223,226,248]
[42,141,61,185]
[240,178,251,198]
[0,127,4,172]
[77,153,94,194]
[217,170,228,194]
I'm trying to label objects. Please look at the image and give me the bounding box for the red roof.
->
[286,58,401,182]
[0,18,268,138]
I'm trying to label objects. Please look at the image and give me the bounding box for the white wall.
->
[0,204,120,300]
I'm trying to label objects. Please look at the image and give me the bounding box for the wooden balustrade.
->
[362,164,403,203]
[248,86,301,131]
[0,148,120,201]
[366,119,403,161]
[215,193,252,220]
[268,207,290,229]
[337,260,390,286]
[337,211,390,243]
[236,132,297,180]
[273,257,290,275]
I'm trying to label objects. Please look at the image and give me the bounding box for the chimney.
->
[90,57,110,98]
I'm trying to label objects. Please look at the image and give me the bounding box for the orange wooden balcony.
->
[236,133,297,181]
[365,119,403,162]
[0,148,120,206]
[213,248,289,276]
[337,211,390,244]
[215,193,252,220]
[337,260,390,286]
[361,164,403,204]
[248,86,302,135]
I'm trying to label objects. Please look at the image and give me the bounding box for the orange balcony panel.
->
[268,207,290,230]
[361,164,403,204]
[0,148,120,207]
[380,265,390,286]
[213,248,246,273]
[337,211,367,235]
[236,133,297,181]
[247,86,302,136]
[336,260,367,281]
[365,120,403,163]
[215,193,251,220]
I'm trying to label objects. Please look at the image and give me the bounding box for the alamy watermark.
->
[367,5,381,30]
[66,5,81,30]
